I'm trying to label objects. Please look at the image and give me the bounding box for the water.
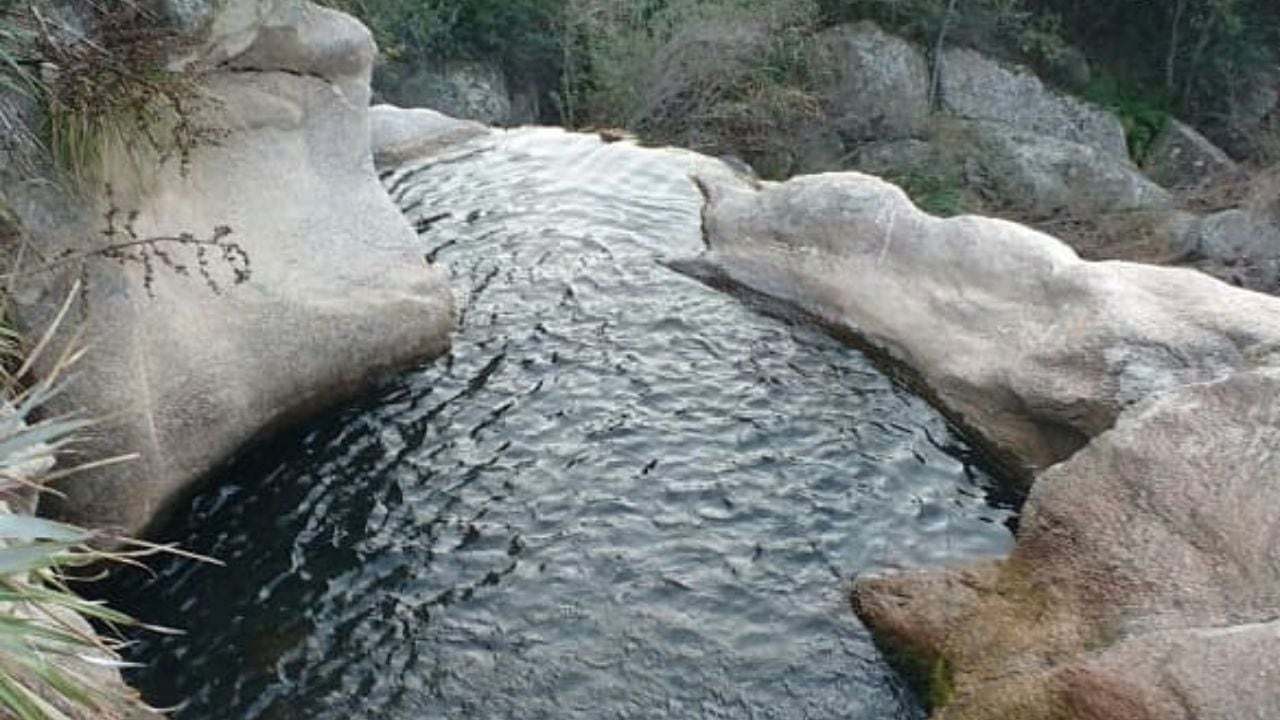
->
[104,130,1014,720]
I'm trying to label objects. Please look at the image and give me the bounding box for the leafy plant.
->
[0,2,215,185]
[0,290,187,720]
[1082,72,1173,162]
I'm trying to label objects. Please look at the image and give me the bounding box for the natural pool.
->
[105,130,1014,720]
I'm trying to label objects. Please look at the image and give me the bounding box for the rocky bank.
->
[684,169,1280,719]
[0,1,1276,717]
[367,103,1280,716]
[0,0,454,536]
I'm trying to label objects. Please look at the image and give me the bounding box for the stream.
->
[105,129,1014,720]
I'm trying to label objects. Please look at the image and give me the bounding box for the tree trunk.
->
[929,0,961,109]
[1166,0,1187,94]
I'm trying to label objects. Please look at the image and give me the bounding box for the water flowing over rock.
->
[938,47,1129,159]
[0,1,453,535]
[685,169,1280,718]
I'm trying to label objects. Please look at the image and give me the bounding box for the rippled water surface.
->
[107,130,1014,720]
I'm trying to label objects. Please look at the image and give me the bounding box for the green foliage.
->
[890,169,970,218]
[0,3,213,185]
[1030,0,1280,129]
[1082,73,1173,162]
[324,0,1278,162]
[0,15,34,100]
[817,0,1278,144]
[0,296,167,720]
[572,0,823,151]
[328,0,564,85]
[817,0,1030,50]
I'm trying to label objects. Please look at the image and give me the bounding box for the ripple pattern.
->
[105,129,1014,720]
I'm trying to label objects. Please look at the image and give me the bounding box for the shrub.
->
[0,2,213,185]
[327,0,566,100]
[0,295,168,720]
[1081,73,1173,163]
[891,169,970,217]
[572,0,826,170]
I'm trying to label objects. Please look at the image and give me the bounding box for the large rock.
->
[369,104,490,168]
[1166,207,1280,294]
[685,169,1280,718]
[815,22,931,143]
[969,123,1170,218]
[0,1,453,535]
[939,47,1129,159]
[1204,68,1278,160]
[1189,207,1280,273]
[684,170,1280,477]
[1142,119,1239,189]
[376,60,516,126]
[844,121,1169,221]
[855,370,1280,720]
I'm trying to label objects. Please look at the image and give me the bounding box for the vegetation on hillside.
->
[331,0,1280,166]
[324,0,565,95]
[0,0,210,184]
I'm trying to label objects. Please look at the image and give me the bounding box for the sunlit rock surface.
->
[1,1,452,535]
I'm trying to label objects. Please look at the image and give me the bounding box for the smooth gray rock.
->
[377,60,514,126]
[815,22,931,143]
[369,105,490,168]
[3,2,453,535]
[844,122,1168,221]
[939,47,1129,159]
[688,170,1280,476]
[1143,119,1239,189]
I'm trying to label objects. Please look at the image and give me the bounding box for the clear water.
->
[105,130,1014,720]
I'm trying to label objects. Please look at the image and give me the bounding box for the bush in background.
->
[329,0,1278,166]
[329,0,565,105]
